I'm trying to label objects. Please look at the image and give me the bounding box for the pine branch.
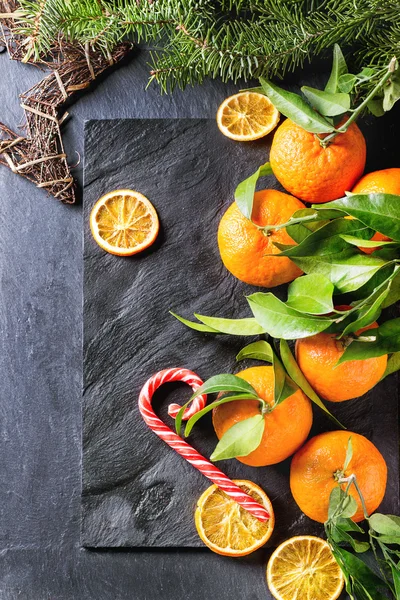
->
[2,0,400,97]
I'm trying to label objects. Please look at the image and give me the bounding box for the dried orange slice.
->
[267,536,344,600]
[90,189,159,256]
[216,92,280,141]
[195,480,274,556]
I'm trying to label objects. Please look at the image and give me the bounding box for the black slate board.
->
[82,118,399,548]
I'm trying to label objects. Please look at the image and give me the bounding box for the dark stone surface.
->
[83,118,399,549]
[0,44,398,598]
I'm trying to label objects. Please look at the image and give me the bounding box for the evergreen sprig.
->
[3,0,400,94]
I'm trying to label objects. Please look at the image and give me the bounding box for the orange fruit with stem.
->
[351,168,400,253]
[269,118,366,203]
[295,321,387,402]
[212,366,313,467]
[290,430,387,523]
[218,189,305,287]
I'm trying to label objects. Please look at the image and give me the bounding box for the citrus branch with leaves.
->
[325,438,400,599]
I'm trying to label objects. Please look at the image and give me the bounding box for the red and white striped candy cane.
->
[138,367,270,522]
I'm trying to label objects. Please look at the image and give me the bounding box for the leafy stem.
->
[338,474,369,519]
[335,473,397,595]
[319,57,398,147]
[259,212,320,234]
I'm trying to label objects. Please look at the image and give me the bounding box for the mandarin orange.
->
[218,189,305,287]
[351,168,400,253]
[212,366,312,467]
[270,119,366,203]
[290,430,387,523]
[295,322,387,402]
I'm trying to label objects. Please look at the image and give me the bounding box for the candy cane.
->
[138,367,270,522]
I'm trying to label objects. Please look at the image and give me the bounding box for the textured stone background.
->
[83,119,399,549]
[0,44,399,598]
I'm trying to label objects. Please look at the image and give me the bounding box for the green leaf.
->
[210,414,265,461]
[369,514,400,537]
[343,436,353,471]
[338,73,357,93]
[247,293,334,339]
[175,397,194,435]
[259,78,335,134]
[391,563,400,599]
[276,218,373,258]
[315,194,400,242]
[383,69,400,112]
[328,486,344,519]
[340,291,386,337]
[325,44,348,93]
[291,249,388,293]
[332,523,369,550]
[341,495,357,520]
[171,312,267,336]
[372,535,400,545]
[367,97,385,117]
[332,546,388,598]
[194,314,267,336]
[184,393,261,437]
[286,209,328,243]
[336,517,365,533]
[234,162,272,220]
[327,487,357,521]
[381,351,400,379]
[279,339,345,428]
[339,318,400,363]
[356,67,377,81]
[339,270,398,336]
[382,268,400,308]
[286,274,334,315]
[273,354,298,406]
[237,341,297,405]
[170,311,219,333]
[339,234,398,248]
[189,373,259,400]
[346,264,397,302]
[236,340,274,363]
[301,86,350,116]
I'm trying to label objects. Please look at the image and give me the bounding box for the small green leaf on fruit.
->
[301,86,350,116]
[247,293,334,339]
[286,273,334,315]
[259,78,335,134]
[279,340,345,428]
[369,514,400,537]
[236,340,274,363]
[325,44,348,94]
[234,162,272,220]
[338,73,357,93]
[343,436,353,471]
[210,414,265,461]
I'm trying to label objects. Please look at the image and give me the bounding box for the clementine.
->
[295,322,387,402]
[212,366,313,467]
[290,430,387,523]
[351,168,400,253]
[218,189,305,287]
[270,119,366,203]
